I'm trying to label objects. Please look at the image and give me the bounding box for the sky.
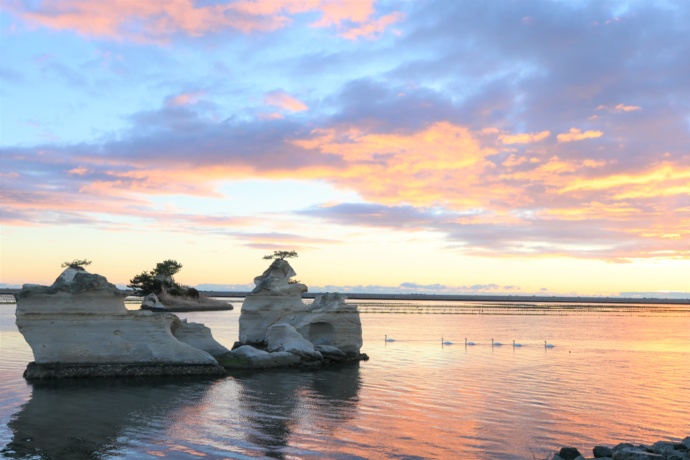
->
[1,0,689,297]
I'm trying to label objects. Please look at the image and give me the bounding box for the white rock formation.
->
[265,323,322,361]
[141,293,166,311]
[239,260,308,344]
[238,259,364,362]
[294,293,363,355]
[15,268,224,375]
[172,318,229,357]
[216,345,301,369]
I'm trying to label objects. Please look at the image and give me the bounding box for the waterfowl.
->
[544,340,554,348]
[385,335,395,342]
[465,338,475,346]
[442,338,453,345]
[492,338,503,346]
[513,340,522,347]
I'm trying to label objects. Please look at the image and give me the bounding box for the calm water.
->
[1,301,689,459]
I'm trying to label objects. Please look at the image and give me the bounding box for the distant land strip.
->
[1,289,688,305]
[175,291,690,305]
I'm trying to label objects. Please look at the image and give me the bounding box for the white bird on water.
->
[385,335,395,342]
[513,340,522,347]
[465,338,476,346]
[492,338,503,346]
[544,340,554,348]
[442,338,453,345]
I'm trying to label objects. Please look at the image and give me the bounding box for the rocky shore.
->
[551,437,690,460]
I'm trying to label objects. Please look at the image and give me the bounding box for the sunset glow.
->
[1,1,688,297]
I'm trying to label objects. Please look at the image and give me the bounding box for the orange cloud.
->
[264,90,308,112]
[498,130,550,145]
[542,201,643,221]
[292,122,504,207]
[556,128,603,143]
[614,103,641,112]
[11,0,402,42]
[560,163,690,196]
[67,167,89,175]
[596,104,642,112]
[5,116,688,263]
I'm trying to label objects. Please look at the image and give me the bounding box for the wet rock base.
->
[24,362,227,380]
[551,437,690,460]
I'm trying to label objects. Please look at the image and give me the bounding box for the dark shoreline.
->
[1,289,688,305]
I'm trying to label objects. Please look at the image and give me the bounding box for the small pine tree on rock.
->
[61,259,92,270]
[262,250,298,260]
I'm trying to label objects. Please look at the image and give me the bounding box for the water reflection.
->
[234,363,362,458]
[2,377,216,460]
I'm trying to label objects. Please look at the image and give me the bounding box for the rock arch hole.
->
[305,322,335,345]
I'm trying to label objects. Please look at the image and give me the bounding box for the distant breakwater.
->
[158,291,690,305]
[1,289,689,305]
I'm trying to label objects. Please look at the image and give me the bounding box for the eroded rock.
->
[172,318,230,357]
[216,345,300,369]
[141,293,167,311]
[16,268,225,378]
[236,259,365,369]
[266,323,322,361]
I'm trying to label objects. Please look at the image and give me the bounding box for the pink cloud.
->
[310,0,375,27]
[9,0,403,42]
[165,91,204,107]
[338,12,405,40]
[257,112,285,120]
[264,90,308,112]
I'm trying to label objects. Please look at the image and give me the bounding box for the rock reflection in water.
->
[2,377,216,460]
[234,363,362,458]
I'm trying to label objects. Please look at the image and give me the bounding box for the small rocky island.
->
[14,257,366,379]
[15,266,229,379]
[129,259,232,312]
[216,257,367,369]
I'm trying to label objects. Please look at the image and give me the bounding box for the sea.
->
[1,297,689,459]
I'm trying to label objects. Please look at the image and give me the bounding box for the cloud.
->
[306,282,522,295]
[165,91,205,107]
[559,163,690,198]
[292,121,501,208]
[597,103,642,112]
[339,12,405,40]
[399,282,519,292]
[264,90,308,112]
[4,89,689,263]
[298,199,690,262]
[556,128,603,143]
[8,0,403,42]
[498,130,550,145]
[257,112,285,120]
[3,1,690,267]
